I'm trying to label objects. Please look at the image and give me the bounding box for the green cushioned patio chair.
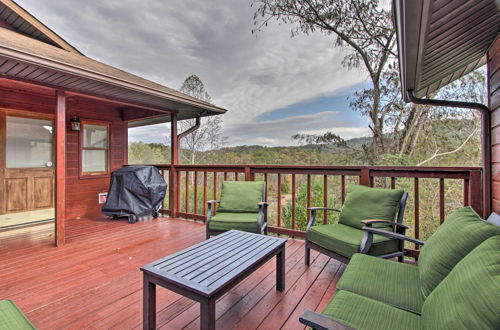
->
[206,181,268,239]
[299,207,500,330]
[305,184,408,265]
[0,300,35,330]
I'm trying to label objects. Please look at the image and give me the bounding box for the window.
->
[6,116,53,168]
[81,121,109,176]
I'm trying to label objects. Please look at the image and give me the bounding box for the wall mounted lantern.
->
[70,115,81,131]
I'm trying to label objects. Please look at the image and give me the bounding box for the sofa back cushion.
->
[339,184,405,229]
[422,235,500,329]
[418,206,500,297]
[218,181,264,213]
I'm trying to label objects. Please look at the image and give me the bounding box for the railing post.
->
[469,170,483,217]
[244,166,254,181]
[169,113,179,218]
[360,168,371,187]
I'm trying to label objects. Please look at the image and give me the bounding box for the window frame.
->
[79,119,110,179]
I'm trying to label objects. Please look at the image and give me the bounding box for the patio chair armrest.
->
[258,202,269,224]
[306,207,341,231]
[299,310,354,330]
[307,207,341,212]
[361,219,408,230]
[362,227,425,246]
[207,200,221,204]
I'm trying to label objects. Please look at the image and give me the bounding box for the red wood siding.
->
[489,36,500,213]
[0,79,128,219]
[65,97,127,219]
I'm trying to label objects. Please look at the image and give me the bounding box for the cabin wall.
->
[489,36,500,213]
[65,98,127,219]
[0,80,128,220]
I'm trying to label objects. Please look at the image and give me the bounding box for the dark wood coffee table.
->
[140,230,287,330]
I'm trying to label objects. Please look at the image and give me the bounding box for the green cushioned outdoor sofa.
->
[206,181,268,239]
[300,207,500,329]
[0,300,34,330]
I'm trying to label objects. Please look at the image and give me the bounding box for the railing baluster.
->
[185,171,189,213]
[292,174,296,230]
[213,172,218,215]
[224,172,228,181]
[264,173,268,201]
[194,171,198,215]
[203,171,207,216]
[235,172,239,181]
[307,174,311,220]
[341,175,346,204]
[414,177,420,249]
[176,170,181,212]
[277,173,282,228]
[463,178,469,206]
[439,178,445,224]
[391,177,396,189]
[323,175,328,224]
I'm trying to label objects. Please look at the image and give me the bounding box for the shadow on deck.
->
[0,216,344,329]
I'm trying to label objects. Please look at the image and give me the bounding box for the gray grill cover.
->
[102,166,167,218]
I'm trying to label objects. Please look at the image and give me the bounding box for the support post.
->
[55,90,66,246]
[169,113,179,218]
[359,168,371,187]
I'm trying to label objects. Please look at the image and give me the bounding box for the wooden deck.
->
[0,216,344,329]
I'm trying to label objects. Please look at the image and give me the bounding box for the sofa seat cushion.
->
[0,300,34,330]
[322,290,421,330]
[308,223,399,259]
[337,253,424,314]
[418,206,500,297]
[422,235,500,330]
[208,212,260,233]
[217,181,264,213]
[339,184,405,229]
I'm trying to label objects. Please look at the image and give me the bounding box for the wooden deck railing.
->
[143,164,482,257]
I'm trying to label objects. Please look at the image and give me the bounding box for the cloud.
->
[17,0,370,146]
[224,111,370,146]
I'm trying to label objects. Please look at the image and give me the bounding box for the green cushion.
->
[308,223,399,259]
[0,300,35,330]
[218,181,264,213]
[339,184,405,229]
[419,206,500,297]
[337,253,424,314]
[322,290,421,330]
[422,235,500,329]
[208,212,260,233]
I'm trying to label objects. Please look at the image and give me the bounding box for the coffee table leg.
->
[276,246,285,291]
[200,298,216,330]
[143,275,156,330]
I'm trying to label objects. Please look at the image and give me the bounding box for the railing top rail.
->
[140,163,482,173]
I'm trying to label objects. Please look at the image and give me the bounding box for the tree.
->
[178,75,228,164]
[253,0,396,159]
[253,0,485,164]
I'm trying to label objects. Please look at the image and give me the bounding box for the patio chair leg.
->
[398,255,404,263]
[206,228,210,240]
[305,244,310,266]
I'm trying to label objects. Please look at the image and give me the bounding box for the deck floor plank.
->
[0,216,342,329]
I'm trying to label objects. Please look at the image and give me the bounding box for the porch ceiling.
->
[0,27,227,121]
[394,0,500,101]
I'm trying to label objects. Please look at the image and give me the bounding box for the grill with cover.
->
[102,166,167,223]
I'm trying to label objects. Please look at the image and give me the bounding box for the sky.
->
[17,0,372,147]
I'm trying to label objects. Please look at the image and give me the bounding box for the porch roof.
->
[0,27,227,121]
[394,0,500,101]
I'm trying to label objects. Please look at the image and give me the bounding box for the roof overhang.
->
[394,0,500,102]
[0,0,81,54]
[0,27,227,122]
